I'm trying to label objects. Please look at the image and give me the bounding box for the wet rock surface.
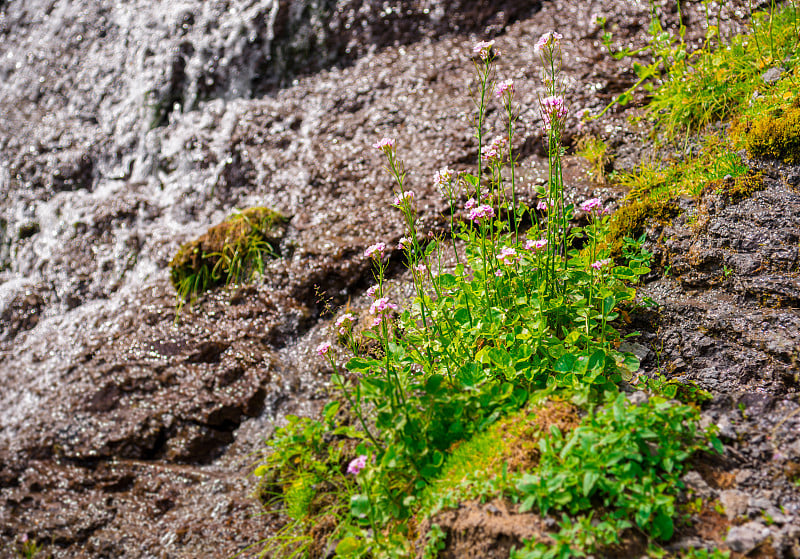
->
[1,0,797,557]
[630,158,800,554]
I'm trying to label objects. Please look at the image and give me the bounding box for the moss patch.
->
[702,171,764,202]
[737,103,800,164]
[606,196,680,256]
[169,207,286,300]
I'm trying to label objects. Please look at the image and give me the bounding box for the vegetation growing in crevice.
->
[735,101,800,164]
[252,33,723,559]
[169,206,286,303]
[250,3,800,558]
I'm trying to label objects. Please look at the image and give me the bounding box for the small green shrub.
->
[169,206,285,302]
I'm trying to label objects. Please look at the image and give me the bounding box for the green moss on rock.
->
[702,171,764,201]
[169,207,286,300]
[738,102,800,164]
[606,196,680,256]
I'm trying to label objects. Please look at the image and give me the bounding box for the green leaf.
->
[583,470,599,496]
[554,353,576,373]
[652,512,674,540]
[603,296,616,315]
[323,400,340,424]
[425,374,444,394]
[350,494,371,518]
[463,173,479,187]
[346,357,380,374]
[336,536,362,555]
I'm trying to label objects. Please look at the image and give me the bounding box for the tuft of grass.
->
[169,206,285,303]
[575,135,612,184]
[645,2,800,140]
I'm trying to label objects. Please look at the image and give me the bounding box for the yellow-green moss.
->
[169,206,286,300]
[702,171,764,201]
[605,196,680,256]
[738,103,800,164]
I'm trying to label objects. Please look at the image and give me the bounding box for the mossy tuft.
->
[606,196,680,257]
[169,206,286,301]
[737,102,800,164]
[702,171,764,201]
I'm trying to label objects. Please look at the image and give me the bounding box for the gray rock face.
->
[720,489,750,521]
[726,521,771,554]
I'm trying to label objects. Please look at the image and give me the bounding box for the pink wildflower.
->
[414,262,426,273]
[393,190,415,206]
[525,238,548,251]
[534,31,563,53]
[468,204,496,221]
[579,197,602,213]
[495,269,504,277]
[364,242,386,260]
[434,168,456,188]
[372,137,395,153]
[495,79,514,98]
[498,246,520,265]
[370,297,398,315]
[536,199,548,211]
[372,316,383,327]
[473,40,495,60]
[398,236,412,250]
[540,95,567,131]
[591,258,612,270]
[347,455,368,475]
[335,313,356,335]
[465,198,477,210]
[366,284,379,298]
[316,341,332,356]
[482,136,508,162]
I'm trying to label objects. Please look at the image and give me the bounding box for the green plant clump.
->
[252,35,722,559]
[169,206,285,302]
[738,102,800,164]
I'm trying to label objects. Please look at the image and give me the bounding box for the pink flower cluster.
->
[497,246,520,265]
[393,190,415,206]
[373,137,395,153]
[366,284,379,298]
[398,236,412,250]
[540,96,567,131]
[579,197,602,213]
[316,341,332,356]
[364,242,386,260]
[473,40,495,60]
[495,79,514,99]
[536,199,548,211]
[483,136,507,162]
[525,238,548,251]
[534,31,563,53]
[434,168,456,188]
[468,203,495,222]
[591,258,612,270]
[370,297,398,326]
[335,313,356,335]
[347,454,368,475]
